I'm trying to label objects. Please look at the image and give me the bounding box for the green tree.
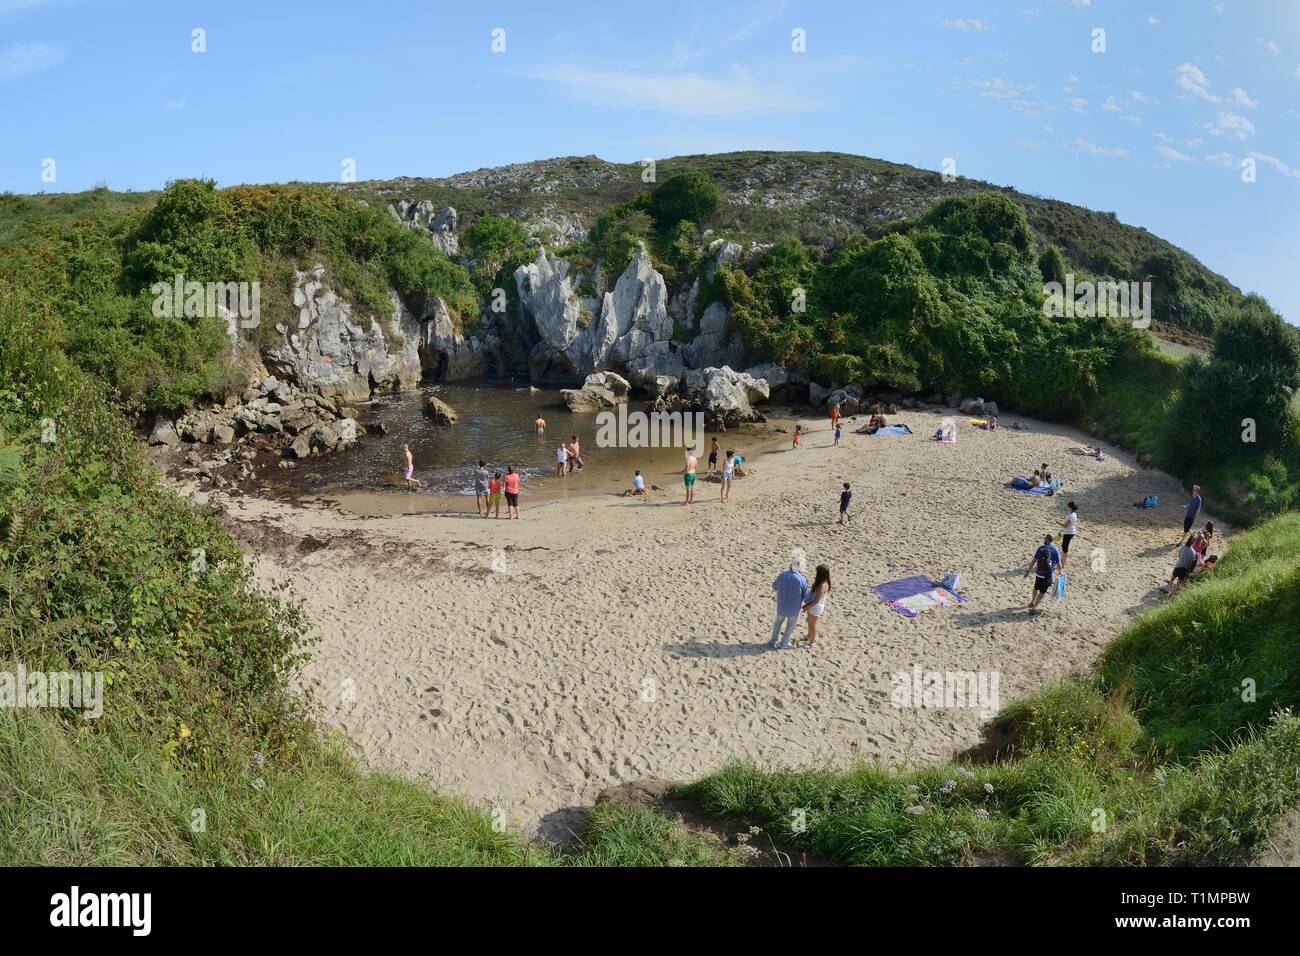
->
[647,172,720,233]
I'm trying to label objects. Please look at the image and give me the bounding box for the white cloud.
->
[1103,95,1121,112]
[531,65,815,118]
[1186,137,1205,147]
[1071,0,1091,7]
[1017,139,1045,150]
[1231,87,1257,109]
[1069,96,1088,111]
[1173,62,1220,102]
[1063,73,1080,83]
[1259,38,1280,56]
[1155,131,1176,143]
[940,17,988,31]
[1128,89,1155,104]
[164,98,185,110]
[1071,137,1128,158]
[1213,3,1225,12]
[1124,114,1143,124]
[1247,151,1300,179]
[1215,110,1256,139]
[1204,151,1235,167]
[1148,16,1162,27]
[1157,145,1193,161]
[0,41,65,80]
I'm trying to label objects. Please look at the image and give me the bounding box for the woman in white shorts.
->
[720,449,735,501]
[801,564,831,647]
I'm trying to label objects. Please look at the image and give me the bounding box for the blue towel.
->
[1007,484,1054,496]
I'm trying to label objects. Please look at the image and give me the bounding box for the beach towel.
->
[1007,483,1054,496]
[873,424,913,437]
[1054,572,1067,600]
[872,575,965,618]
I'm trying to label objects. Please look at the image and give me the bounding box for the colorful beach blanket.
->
[1007,483,1054,496]
[872,424,913,437]
[871,575,966,618]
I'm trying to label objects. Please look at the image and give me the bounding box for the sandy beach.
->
[193,407,1225,841]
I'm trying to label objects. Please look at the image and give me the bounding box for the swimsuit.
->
[683,472,696,487]
[723,463,734,480]
[404,464,413,480]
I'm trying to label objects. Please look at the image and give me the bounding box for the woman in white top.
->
[720,449,735,502]
[555,444,568,477]
[1059,501,1078,569]
[801,564,831,647]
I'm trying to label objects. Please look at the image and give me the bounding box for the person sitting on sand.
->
[487,472,502,519]
[567,435,584,473]
[720,450,735,502]
[1167,536,1198,596]
[799,564,831,648]
[769,557,809,650]
[1023,534,1061,613]
[1006,470,1042,490]
[632,469,646,495]
[402,444,422,491]
[473,459,489,514]
[555,443,568,477]
[679,450,698,504]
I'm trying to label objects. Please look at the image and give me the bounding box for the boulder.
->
[313,417,358,451]
[287,434,313,459]
[745,363,788,389]
[212,422,237,445]
[958,397,986,416]
[683,366,769,430]
[983,401,1000,418]
[560,372,630,412]
[424,395,459,426]
[809,382,834,408]
[683,300,744,370]
[148,417,180,447]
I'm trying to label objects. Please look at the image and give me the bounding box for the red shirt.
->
[489,478,501,495]
[504,473,520,494]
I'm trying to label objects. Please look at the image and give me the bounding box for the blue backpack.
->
[1140,495,1159,509]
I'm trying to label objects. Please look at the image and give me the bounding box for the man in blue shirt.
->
[769,558,809,649]
[1183,484,1203,536]
[1023,534,1061,614]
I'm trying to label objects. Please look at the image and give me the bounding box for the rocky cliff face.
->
[263,264,424,403]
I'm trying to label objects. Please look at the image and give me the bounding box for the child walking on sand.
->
[838,483,852,524]
[833,422,842,446]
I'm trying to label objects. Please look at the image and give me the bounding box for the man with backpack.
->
[1023,534,1062,614]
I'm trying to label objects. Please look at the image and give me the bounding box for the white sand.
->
[196,408,1224,840]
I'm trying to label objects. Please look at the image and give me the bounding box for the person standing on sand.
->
[555,443,568,477]
[535,415,546,435]
[720,449,735,502]
[488,472,502,518]
[800,565,831,647]
[708,436,721,476]
[1023,534,1061,614]
[503,466,521,519]
[829,401,841,432]
[402,444,422,491]
[1059,501,1078,569]
[838,482,852,525]
[769,558,809,650]
[792,425,803,449]
[473,459,490,514]
[679,450,698,505]
[833,421,842,447]
[1183,485,1203,537]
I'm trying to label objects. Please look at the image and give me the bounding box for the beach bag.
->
[1054,572,1067,600]
[941,570,962,593]
[1140,495,1159,509]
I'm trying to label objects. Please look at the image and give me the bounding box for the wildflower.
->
[941,779,957,793]
[178,723,191,741]
[984,783,994,794]
[252,750,265,768]
[975,808,989,819]
[904,805,926,816]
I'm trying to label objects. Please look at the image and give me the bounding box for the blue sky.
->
[2,0,1297,322]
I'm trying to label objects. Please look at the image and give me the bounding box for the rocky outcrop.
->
[515,243,691,389]
[148,416,180,447]
[424,395,459,426]
[389,201,459,256]
[418,297,492,381]
[264,264,422,403]
[166,375,360,477]
[560,371,630,412]
[682,366,769,430]
[683,299,744,370]
[744,363,788,389]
